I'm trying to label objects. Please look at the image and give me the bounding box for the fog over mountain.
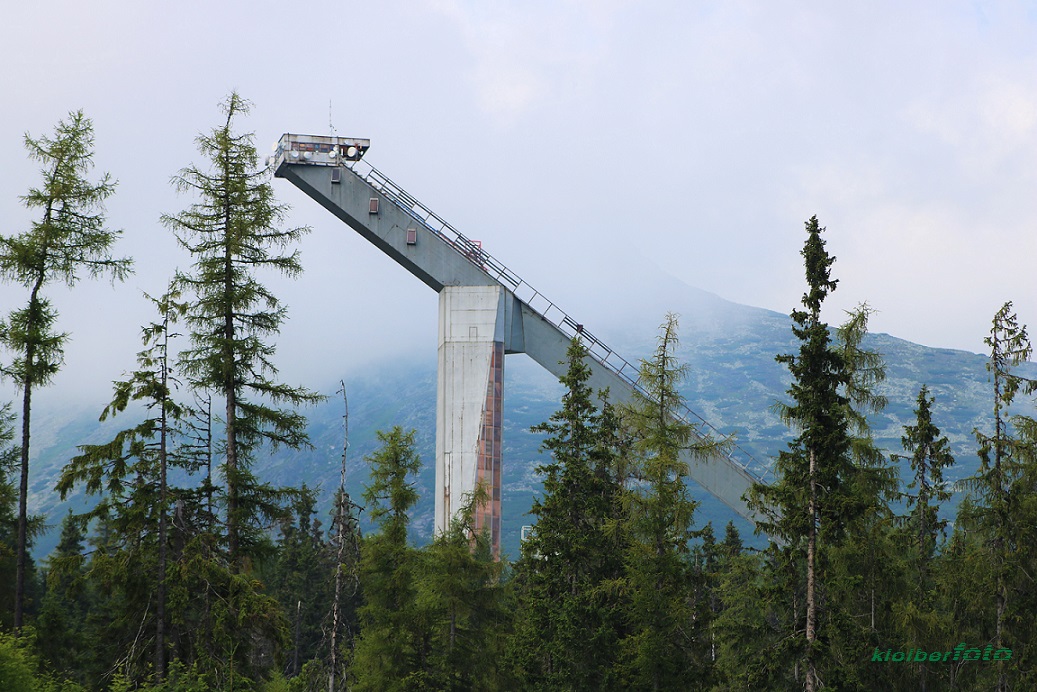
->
[18,261,1017,560]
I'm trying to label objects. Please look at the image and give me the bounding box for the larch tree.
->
[959,302,1037,691]
[619,313,714,690]
[162,92,322,567]
[0,110,132,630]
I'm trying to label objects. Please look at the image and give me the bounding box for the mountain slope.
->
[19,277,1017,560]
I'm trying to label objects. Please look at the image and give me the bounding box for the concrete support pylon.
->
[436,285,505,557]
[279,148,766,533]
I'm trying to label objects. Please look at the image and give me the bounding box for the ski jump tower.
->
[272,134,770,556]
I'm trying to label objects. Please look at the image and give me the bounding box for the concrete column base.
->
[435,285,505,556]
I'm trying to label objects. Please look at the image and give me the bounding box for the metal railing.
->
[345,159,774,485]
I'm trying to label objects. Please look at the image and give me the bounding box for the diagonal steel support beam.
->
[274,137,768,554]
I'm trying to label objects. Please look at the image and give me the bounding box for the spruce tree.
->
[162,92,321,566]
[712,546,773,688]
[270,487,336,679]
[351,427,424,690]
[900,385,953,580]
[509,337,626,690]
[34,510,89,684]
[721,521,743,558]
[0,110,132,630]
[825,304,901,688]
[418,491,509,690]
[748,216,857,690]
[891,385,954,691]
[56,287,189,681]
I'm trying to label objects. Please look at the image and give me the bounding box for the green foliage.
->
[164,91,317,448]
[351,427,512,690]
[133,92,322,685]
[898,385,954,567]
[0,109,131,629]
[326,482,363,685]
[0,111,130,288]
[0,632,35,692]
[50,285,297,686]
[0,631,85,691]
[510,337,627,690]
[935,507,999,689]
[269,487,339,679]
[756,217,853,543]
[285,659,329,691]
[619,314,714,689]
[956,302,1037,689]
[161,531,288,689]
[34,511,89,683]
[53,288,194,683]
[962,303,1035,513]
[0,298,65,391]
[822,305,903,688]
[744,217,899,689]
[163,91,321,565]
[57,288,190,512]
[351,427,424,690]
[836,304,897,507]
[362,428,422,532]
[416,494,510,690]
[16,105,1037,690]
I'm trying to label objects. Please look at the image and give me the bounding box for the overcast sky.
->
[3,1,1037,408]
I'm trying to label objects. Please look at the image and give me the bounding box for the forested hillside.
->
[3,100,1037,690]
[22,280,1011,563]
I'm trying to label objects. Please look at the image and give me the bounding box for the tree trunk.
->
[156,321,169,679]
[329,561,340,691]
[293,599,301,677]
[329,384,349,692]
[223,215,238,567]
[993,355,1007,692]
[805,448,818,692]
[14,363,31,632]
[14,285,42,633]
[225,382,237,564]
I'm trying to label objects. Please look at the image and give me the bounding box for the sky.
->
[3,0,1037,409]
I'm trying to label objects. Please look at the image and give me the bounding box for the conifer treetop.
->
[2,110,131,289]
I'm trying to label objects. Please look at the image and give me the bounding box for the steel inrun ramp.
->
[272,134,772,552]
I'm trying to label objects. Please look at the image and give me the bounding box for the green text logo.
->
[871,643,1012,663]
